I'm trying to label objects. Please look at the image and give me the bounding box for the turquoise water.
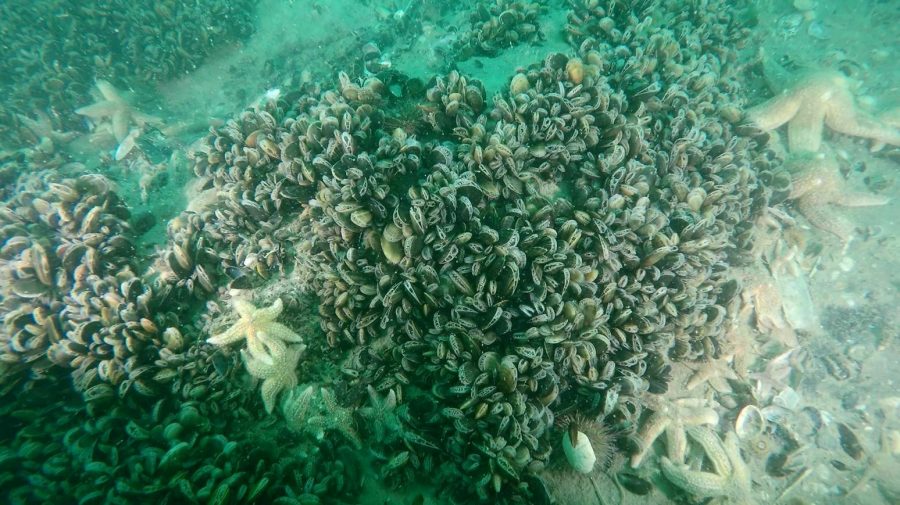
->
[1,1,898,504]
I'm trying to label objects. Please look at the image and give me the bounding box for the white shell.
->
[735,404,766,441]
[563,430,596,474]
[773,387,801,411]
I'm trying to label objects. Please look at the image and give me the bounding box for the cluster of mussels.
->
[0,0,257,146]
[0,356,366,505]
[0,173,158,395]
[163,85,332,301]
[455,0,544,59]
[169,5,784,503]
[0,0,789,502]
[0,167,359,502]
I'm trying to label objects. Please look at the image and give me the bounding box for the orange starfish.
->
[787,153,889,242]
[748,71,900,153]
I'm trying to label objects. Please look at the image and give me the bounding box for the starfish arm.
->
[630,411,671,467]
[16,113,50,137]
[321,388,362,448]
[282,385,316,431]
[796,197,855,242]
[242,352,274,379]
[725,432,753,494]
[75,101,120,119]
[207,322,248,346]
[260,377,281,414]
[681,406,720,427]
[255,298,284,322]
[666,419,688,463]
[833,191,889,207]
[661,457,730,498]
[115,130,139,161]
[282,370,299,393]
[686,367,710,391]
[282,346,302,377]
[264,322,304,343]
[245,333,279,365]
[233,299,257,319]
[112,110,130,142]
[95,80,124,103]
[825,107,900,147]
[786,153,839,198]
[132,110,164,127]
[787,103,826,152]
[260,330,289,357]
[747,91,803,131]
[687,426,733,477]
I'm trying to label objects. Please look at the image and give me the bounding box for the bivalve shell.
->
[563,430,596,474]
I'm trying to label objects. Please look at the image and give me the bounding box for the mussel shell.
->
[837,423,864,460]
[617,473,653,495]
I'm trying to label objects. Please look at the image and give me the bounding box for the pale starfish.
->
[242,343,303,414]
[630,396,720,468]
[874,106,900,150]
[787,153,889,243]
[747,71,900,153]
[16,111,77,146]
[741,278,798,348]
[661,428,756,504]
[686,354,739,394]
[75,79,163,159]
[207,298,304,365]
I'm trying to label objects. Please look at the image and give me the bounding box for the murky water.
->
[1,1,898,504]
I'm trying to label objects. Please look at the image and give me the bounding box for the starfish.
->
[359,385,402,443]
[741,278,798,348]
[282,384,317,429]
[75,79,163,159]
[630,396,720,468]
[686,354,739,394]
[309,387,362,448]
[661,428,756,504]
[242,343,304,414]
[786,153,889,243]
[16,111,77,146]
[207,298,305,365]
[747,71,900,153]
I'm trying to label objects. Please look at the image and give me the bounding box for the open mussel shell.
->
[735,404,766,441]
[225,266,255,290]
[12,277,50,298]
